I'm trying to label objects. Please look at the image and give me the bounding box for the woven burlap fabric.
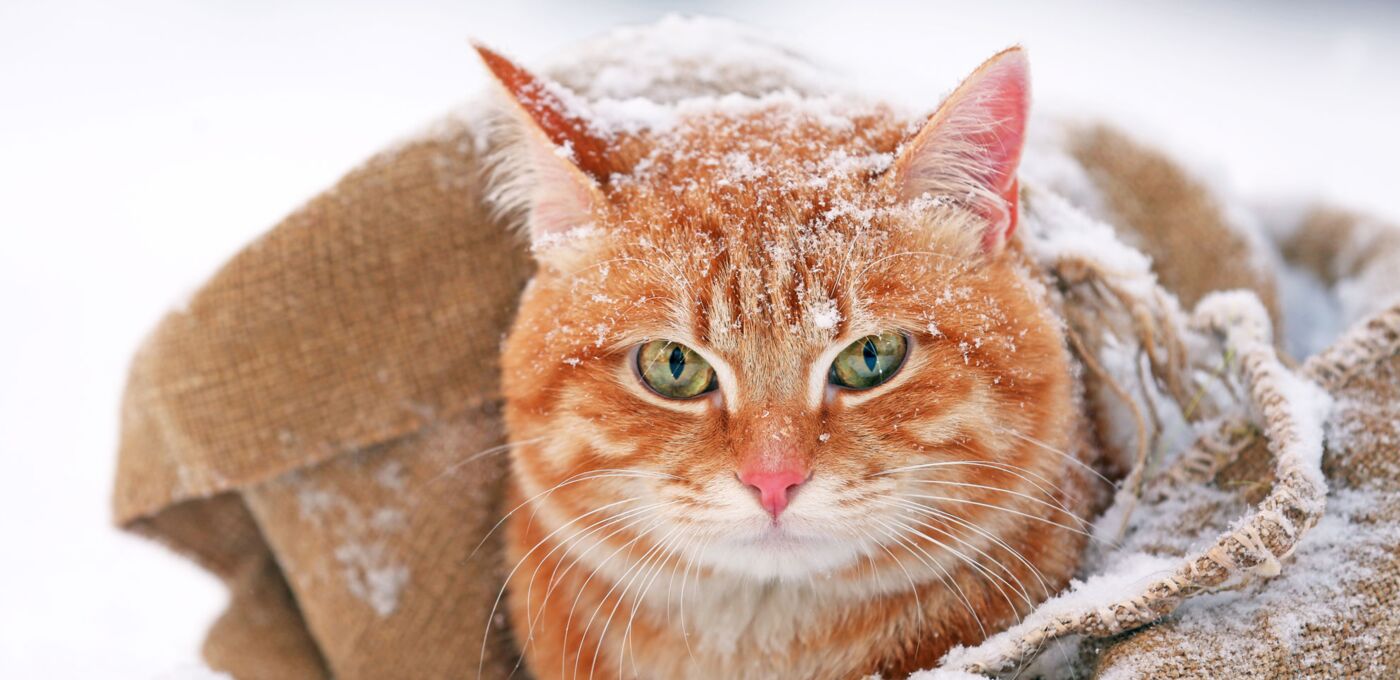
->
[113,116,533,678]
[1067,124,1281,324]
[240,405,518,678]
[1091,330,1400,678]
[1086,207,1400,678]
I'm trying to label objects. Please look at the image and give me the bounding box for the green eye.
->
[829,332,908,390]
[637,340,718,400]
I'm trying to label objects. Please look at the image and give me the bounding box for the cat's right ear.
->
[475,44,609,264]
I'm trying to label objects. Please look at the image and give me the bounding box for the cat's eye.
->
[636,340,718,400]
[829,332,908,390]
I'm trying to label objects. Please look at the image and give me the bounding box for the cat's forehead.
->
[590,103,924,286]
[550,101,983,369]
[601,102,911,230]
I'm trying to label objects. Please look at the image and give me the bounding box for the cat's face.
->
[491,47,1077,583]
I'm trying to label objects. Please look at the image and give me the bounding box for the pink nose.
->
[739,468,808,518]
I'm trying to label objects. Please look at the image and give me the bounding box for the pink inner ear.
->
[952,49,1029,249]
[989,178,1020,251]
[963,53,1029,195]
[896,48,1030,252]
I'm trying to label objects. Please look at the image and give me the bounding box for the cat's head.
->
[487,45,1078,583]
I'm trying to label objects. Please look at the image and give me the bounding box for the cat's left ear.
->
[891,47,1029,253]
[475,44,610,264]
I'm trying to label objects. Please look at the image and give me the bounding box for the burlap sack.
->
[113,21,1398,678]
[114,117,534,678]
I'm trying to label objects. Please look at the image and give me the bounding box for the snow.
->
[1276,263,1349,359]
[1269,361,1334,488]
[546,14,838,102]
[296,477,413,619]
[152,666,232,680]
[810,298,843,330]
[1020,187,1157,299]
[1093,487,1400,679]
[1196,290,1334,488]
[908,670,989,680]
[937,552,1181,672]
[2,2,1398,678]
[334,542,412,618]
[586,92,871,137]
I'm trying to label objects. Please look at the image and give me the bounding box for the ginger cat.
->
[481,43,1095,679]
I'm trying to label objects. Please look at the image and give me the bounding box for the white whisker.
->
[906,493,1109,544]
[880,513,1026,617]
[577,522,679,680]
[426,436,546,487]
[470,468,680,561]
[885,496,1053,598]
[878,500,1037,609]
[482,497,650,679]
[999,428,1116,487]
[905,478,1091,530]
[513,501,671,670]
[875,457,1089,531]
[563,516,668,680]
[870,518,978,637]
[619,529,687,679]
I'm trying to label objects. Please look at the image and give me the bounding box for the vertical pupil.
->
[668,346,686,379]
[862,338,878,372]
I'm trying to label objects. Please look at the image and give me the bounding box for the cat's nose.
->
[739,467,808,519]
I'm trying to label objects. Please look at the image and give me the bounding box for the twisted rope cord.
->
[1151,301,1400,494]
[943,291,1358,676]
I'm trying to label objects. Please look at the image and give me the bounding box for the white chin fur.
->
[697,521,870,580]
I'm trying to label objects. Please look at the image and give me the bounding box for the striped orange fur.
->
[486,45,1096,679]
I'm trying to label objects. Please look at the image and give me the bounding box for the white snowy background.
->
[1,1,1397,677]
